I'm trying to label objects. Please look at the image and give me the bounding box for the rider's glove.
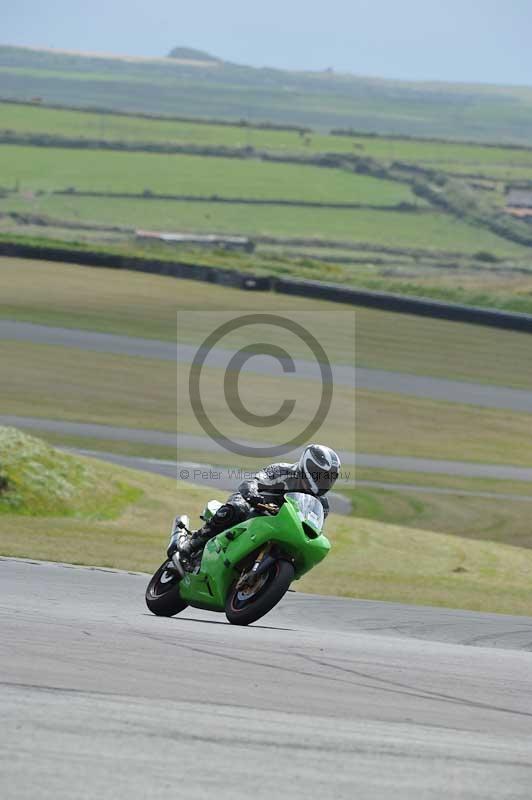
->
[245,492,265,508]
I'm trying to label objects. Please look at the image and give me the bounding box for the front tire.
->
[225,559,294,626]
[145,560,188,617]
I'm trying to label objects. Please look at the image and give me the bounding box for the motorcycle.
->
[145,492,331,625]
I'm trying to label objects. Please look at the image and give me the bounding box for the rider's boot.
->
[178,523,215,559]
[178,504,237,559]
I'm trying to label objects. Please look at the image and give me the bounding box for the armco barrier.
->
[273,277,532,333]
[2,241,532,333]
[0,241,271,291]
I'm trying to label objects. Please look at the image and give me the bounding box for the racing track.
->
[3,320,532,413]
[3,415,532,483]
[4,318,532,487]
[1,558,531,799]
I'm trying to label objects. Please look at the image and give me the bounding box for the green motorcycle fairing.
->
[177,493,331,612]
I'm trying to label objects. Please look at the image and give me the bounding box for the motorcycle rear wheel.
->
[225,559,294,626]
[145,560,188,617]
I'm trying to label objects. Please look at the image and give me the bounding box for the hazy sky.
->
[3,0,531,86]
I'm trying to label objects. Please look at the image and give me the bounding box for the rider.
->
[169,444,341,561]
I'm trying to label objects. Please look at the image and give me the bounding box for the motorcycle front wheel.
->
[225,559,294,626]
[145,560,188,617]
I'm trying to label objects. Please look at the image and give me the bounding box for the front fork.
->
[167,516,192,578]
[170,552,185,579]
[236,544,277,590]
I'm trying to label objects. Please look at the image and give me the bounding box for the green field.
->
[2,46,532,144]
[4,193,528,258]
[2,96,532,309]
[434,161,532,183]
[0,144,419,205]
[4,101,532,182]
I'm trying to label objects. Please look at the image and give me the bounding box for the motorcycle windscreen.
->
[284,492,325,534]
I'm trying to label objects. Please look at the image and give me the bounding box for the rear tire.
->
[145,560,188,617]
[225,559,294,626]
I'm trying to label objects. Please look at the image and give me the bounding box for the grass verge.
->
[0,427,142,518]
[296,516,532,617]
[345,485,532,549]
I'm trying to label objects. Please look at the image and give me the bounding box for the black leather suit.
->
[191,462,330,550]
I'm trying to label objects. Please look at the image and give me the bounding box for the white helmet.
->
[298,444,341,496]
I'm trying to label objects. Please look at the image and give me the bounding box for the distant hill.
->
[1,44,531,144]
[167,46,220,63]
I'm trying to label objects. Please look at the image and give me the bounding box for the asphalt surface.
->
[3,320,532,412]
[4,414,532,483]
[1,558,531,799]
